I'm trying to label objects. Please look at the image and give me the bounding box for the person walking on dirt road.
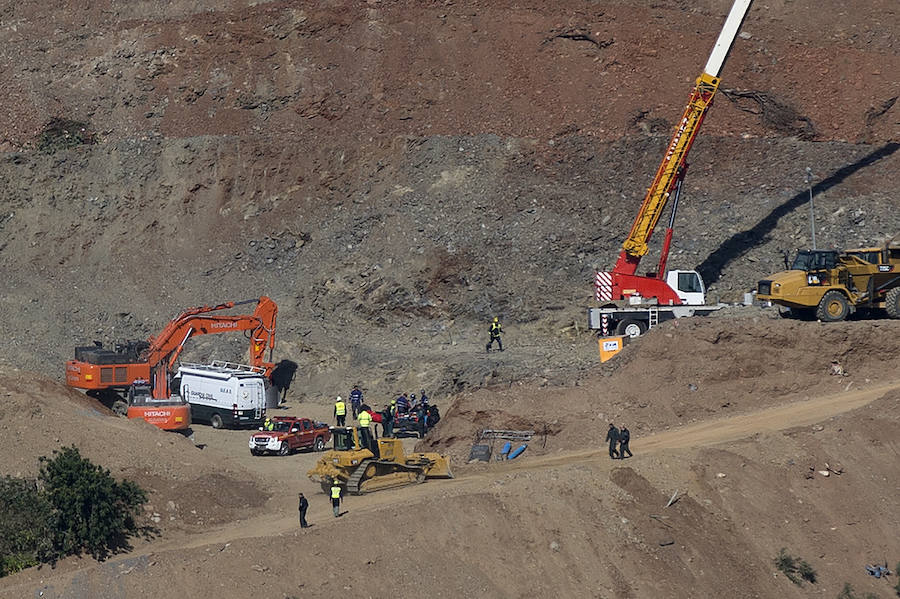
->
[486,316,503,352]
[618,425,633,459]
[298,492,309,528]
[334,396,347,426]
[330,481,343,517]
[606,423,620,459]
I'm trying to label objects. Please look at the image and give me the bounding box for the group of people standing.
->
[333,386,432,439]
[605,423,633,459]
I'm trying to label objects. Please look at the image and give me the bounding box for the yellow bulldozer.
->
[308,426,453,495]
[757,242,900,321]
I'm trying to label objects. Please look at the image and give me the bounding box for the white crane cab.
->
[666,270,707,306]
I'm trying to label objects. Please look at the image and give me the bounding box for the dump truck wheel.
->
[886,288,900,319]
[816,290,850,322]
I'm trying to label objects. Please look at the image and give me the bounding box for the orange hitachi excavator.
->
[65,297,278,430]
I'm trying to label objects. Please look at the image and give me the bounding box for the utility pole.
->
[805,166,816,250]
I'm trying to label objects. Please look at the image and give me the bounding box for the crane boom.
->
[600,0,752,306]
[617,71,720,269]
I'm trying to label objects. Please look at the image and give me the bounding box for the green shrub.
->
[836,582,879,599]
[36,118,96,154]
[0,477,54,576]
[774,548,817,586]
[798,559,818,584]
[39,446,147,560]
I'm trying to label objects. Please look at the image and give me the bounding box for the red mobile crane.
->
[65,296,278,430]
[589,0,753,342]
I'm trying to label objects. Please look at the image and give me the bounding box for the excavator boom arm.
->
[147,296,278,398]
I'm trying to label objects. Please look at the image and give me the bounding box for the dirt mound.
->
[4,388,897,599]
[0,368,268,534]
[421,311,900,461]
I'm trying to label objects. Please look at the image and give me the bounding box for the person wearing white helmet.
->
[334,396,347,426]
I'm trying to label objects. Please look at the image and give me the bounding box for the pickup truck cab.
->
[249,417,331,456]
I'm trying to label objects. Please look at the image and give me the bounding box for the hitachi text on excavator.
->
[65,296,278,430]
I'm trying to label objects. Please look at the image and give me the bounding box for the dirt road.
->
[119,379,900,555]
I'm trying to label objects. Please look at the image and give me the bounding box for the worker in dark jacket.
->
[618,425,633,459]
[606,423,620,459]
[416,403,428,438]
[486,316,503,352]
[298,492,309,528]
[349,385,363,418]
[381,405,394,438]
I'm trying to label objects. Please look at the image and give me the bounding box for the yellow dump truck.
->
[757,243,900,321]
[308,426,453,495]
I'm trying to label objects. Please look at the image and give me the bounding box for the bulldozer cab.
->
[332,426,380,457]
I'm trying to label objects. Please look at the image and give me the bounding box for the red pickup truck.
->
[249,417,331,456]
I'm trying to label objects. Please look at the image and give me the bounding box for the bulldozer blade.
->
[425,456,453,479]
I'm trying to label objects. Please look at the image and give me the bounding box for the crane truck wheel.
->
[816,290,850,322]
[615,319,647,338]
[886,288,900,319]
[210,414,224,429]
[112,400,128,417]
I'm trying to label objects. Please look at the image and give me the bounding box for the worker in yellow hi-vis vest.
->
[486,316,503,352]
[330,480,343,517]
[357,408,373,450]
[334,396,347,426]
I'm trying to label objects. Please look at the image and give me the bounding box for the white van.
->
[175,361,268,429]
